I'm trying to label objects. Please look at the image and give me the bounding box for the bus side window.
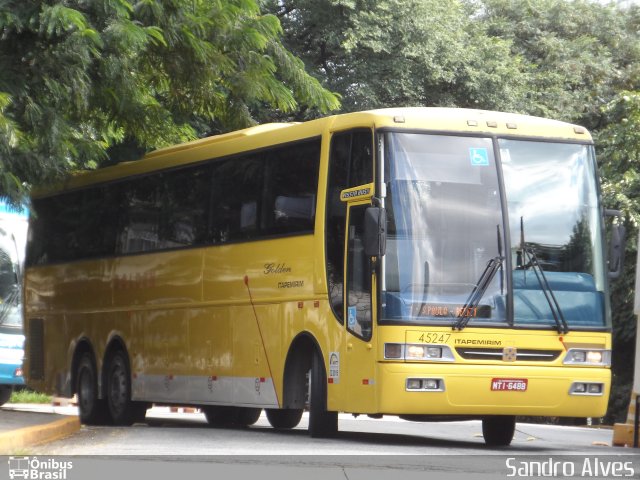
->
[209,155,263,243]
[117,176,162,254]
[263,140,320,235]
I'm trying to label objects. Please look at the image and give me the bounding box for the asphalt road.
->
[21,407,623,455]
[3,406,640,480]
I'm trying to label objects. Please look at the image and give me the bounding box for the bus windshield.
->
[380,132,607,329]
[501,139,606,329]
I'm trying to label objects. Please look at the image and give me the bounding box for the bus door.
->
[342,200,379,413]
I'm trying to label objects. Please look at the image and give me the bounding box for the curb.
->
[0,416,81,454]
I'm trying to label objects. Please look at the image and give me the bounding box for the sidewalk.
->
[0,403,80,454]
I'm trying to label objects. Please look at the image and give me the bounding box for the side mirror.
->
[363,206,387,257]
[605,209,626,280]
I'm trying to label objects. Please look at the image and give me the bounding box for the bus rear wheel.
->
[76,354,108,425]
[106,350,138,426]
[308,349,337,438]
[266,408,303,429]
[482,415,516,446]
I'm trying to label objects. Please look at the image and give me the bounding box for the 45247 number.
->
[417,332,451,344]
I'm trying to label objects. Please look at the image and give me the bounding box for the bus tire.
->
[265,408,303,429]
[105,350,136,426]
[482,415,516,446]
[76,354,108,425]
[203,406,240,427]
[308,349,337,438]
[0,385,12,406]
[236,407,262,426]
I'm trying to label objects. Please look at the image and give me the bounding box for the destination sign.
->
[413,303,492,319]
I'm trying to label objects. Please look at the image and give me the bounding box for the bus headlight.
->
[384,343,454,362]
[563,349,610,367]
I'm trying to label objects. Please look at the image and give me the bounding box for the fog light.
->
[14,367,22,378]
[406,379,422,390]
[573,383,586,393]
[588,383,603,394]
[570,382,604,396]
[406,378,445,392]
[424,379,440,390]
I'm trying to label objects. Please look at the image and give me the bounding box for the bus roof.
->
[32,107,592,197]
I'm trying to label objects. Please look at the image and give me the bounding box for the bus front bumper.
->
[376,363,610,418]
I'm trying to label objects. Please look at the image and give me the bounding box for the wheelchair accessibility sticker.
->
[469,147,489,166]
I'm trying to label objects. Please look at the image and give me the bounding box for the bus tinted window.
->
[117,175,163,254]
[264,141,320,235]
[162,166,210,248]
[83,186,119,259]
[210,154,264,243]
[27,138,321,266]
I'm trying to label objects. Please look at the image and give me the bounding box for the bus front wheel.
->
[204,406,261,427]
[236,407,262,426]
[482,415,516,446]
[308,349,337,438]
[266,408,303,429]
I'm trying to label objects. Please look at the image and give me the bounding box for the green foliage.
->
[0,0,340,199]
[264,0,528,113]
[596,91,640,421]
[477,0,640,126]
[9,389,52,405]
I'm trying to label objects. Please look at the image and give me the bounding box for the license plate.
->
[491,378,528,392]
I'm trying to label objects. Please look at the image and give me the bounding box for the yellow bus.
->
[23,108,621,446]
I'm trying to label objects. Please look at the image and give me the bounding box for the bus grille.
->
[455,347,562,362]
[28,318,45,380]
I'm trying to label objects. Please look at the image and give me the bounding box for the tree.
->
[476,0,640,128]
[0,0,340,203]
[263,0,529,113]
[596,91,640,422]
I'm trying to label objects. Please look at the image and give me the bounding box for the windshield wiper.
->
[517,217,569,334]
[453,225,504,331]
[453,256,503,331]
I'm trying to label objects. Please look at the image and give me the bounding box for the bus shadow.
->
[140,416,553,452]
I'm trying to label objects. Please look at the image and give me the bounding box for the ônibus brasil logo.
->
[8,457,73,480]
